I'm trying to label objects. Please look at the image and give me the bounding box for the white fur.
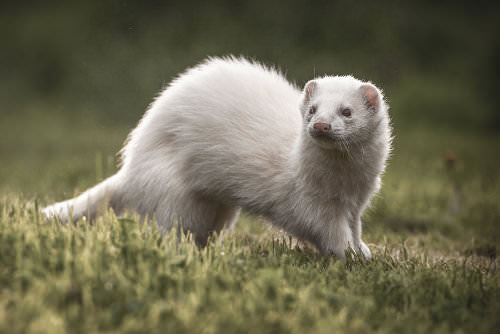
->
[43,57,392,260]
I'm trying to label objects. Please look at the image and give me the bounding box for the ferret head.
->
[299,76,387,150]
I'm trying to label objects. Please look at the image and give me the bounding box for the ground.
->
[0,112,498,333]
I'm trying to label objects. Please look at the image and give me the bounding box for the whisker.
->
[340,136,354,162]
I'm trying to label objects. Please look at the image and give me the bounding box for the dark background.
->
[1,0,499,130]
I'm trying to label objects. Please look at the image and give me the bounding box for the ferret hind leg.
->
[154,196,239,247]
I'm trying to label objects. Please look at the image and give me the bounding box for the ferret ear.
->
[360,84,380,112]
[303,80,317,104]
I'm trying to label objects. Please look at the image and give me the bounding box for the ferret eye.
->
[341,108,352,117]
[309,105,317,115]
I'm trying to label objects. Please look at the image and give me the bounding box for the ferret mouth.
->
[310,132,334,141]
[308,129,339,141]
[308,130,351,150]
[309,131,340,149]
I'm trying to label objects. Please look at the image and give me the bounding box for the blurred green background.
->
[2,1,499,128]
[0,1,499,247]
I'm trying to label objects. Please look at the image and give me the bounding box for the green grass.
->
[0,112,499,333]
[0,204,498,334]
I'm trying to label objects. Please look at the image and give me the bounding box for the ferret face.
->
[300,76,384,151]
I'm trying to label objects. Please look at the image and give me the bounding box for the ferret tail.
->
[42,173,124,222]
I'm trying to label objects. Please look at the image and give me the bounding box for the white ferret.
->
[43,57,392,260]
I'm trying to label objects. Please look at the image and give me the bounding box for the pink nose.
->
[313,122,330,133]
